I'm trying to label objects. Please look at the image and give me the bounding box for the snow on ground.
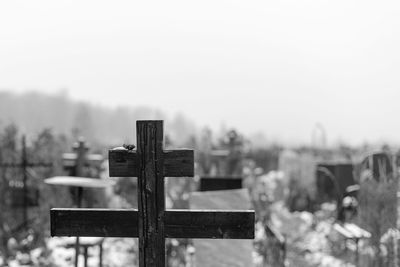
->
[17,237,139,267]
[270,202,355,267]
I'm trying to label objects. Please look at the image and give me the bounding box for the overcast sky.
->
[1,0,399,145]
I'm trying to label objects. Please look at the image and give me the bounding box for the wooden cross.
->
[51,120,254,266]
[63,139,103,178]
[60,139,104,267]
[0,135,52,226]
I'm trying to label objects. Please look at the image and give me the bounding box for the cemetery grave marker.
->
[199,129,243,177]
[197,172,286,266]
[47,139,109,267]
[199,175,243,192]
[45,176,113,267]
[50,120,255,267]
[63,138,103,177]
[316,163,357,220]
[0,135,52,227]
[190,188,254,267]
[360,152,394,182]
[316,163,356,202]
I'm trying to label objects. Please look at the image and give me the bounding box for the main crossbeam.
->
[51,208,254,239]
[109,149,194,177]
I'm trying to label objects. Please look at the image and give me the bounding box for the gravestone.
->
[316,163,356,203]
[199,176,242,192]
[61,139,104,267]
[190,188,254,267]
[360,152,394,182]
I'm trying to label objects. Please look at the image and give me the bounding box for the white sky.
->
[1,0,400,145]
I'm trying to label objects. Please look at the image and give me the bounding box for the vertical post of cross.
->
[74,139,88,180]
[21,135,28,227]
[73,139,88,267]
[137,121,165,267]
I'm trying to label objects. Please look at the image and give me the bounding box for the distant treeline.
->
[0,91,197,147]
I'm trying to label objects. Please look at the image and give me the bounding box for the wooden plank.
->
[164,149,194,177]
[51,209,255,239]
[108,149,138,177]
[165,209,254,239]
[51,209,138,237]
[137,120,165,267]
[200,177,242,192]
[109,149,194,177]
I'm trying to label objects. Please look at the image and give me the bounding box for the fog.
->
[1,0,400,145]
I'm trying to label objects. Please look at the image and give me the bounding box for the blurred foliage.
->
[0,91,200,147]
[357,178,397,262]
[380,228,400,267]
[0,125,112,264]
[0,125,70,260]
[196,128,246,176]
[246,145,281,174]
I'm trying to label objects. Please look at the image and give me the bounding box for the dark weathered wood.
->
[200,176,243,192]
[51,208,255,239]
[109,149,194,177]
[51,209,138,237]
[137,120,165,267]
[165,209,254,239]
[108,150,138,177]
[164,150,194,177]
[51,120,255,267]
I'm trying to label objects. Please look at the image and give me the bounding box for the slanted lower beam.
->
[109,149,194,177]
[51,209,254,239]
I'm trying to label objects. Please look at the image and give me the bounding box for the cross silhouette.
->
[51,120,254,266]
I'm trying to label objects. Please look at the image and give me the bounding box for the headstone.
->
[335,164,356,196]
[316,163,356,203]
[360,152,394,182]
[190,189,254,267]
[199,176,242,192]
[316,164,336,203]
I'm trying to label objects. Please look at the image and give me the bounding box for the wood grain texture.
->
[51,209,255,239]
[108,149,138,177]
[51,209,138,237]
[137,120,165,267]
[165,209,254,239]
[163,150,194,177]
[108,149,194,177]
